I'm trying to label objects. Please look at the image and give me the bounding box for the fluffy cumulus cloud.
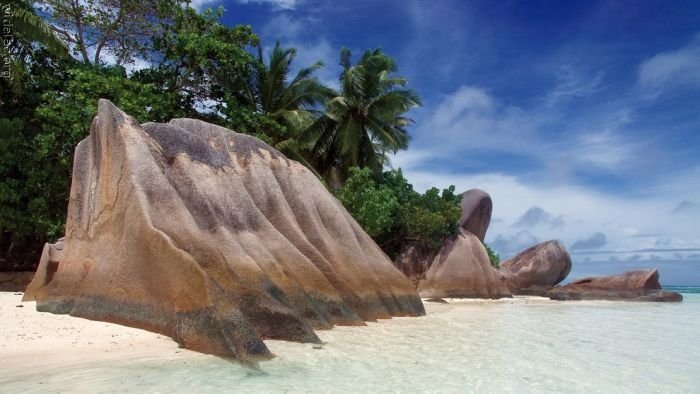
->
[570,232,607,251]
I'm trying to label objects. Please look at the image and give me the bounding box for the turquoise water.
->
[664,286,700,294]
[2,295,699,393]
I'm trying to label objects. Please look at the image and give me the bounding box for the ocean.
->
[2,291,699,393]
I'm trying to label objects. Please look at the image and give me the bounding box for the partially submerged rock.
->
[458,189,492,242]
[418,229,511,299]
[23,100,424,362]
[501,240,571,291]
[548,269,682,302]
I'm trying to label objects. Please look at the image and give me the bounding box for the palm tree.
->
[1,0,68,96]
[309,48,421,188]
[239,42,333,173]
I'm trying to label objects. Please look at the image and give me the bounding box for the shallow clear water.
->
[2,295,699,393]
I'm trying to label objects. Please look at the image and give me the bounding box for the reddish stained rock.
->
[23,100,424,362]
[459,189,492,242]
[548,269,682,302]
[567,269,660,290]
[418,229,511,299]
[501,240,572,291]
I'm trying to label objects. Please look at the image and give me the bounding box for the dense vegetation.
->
[1,1,493,271]
[336,167,462,259]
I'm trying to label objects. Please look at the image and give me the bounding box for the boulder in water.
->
[548,269,682,302]
[501,240,571,291]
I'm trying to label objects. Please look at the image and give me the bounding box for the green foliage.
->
[484,243,500,268]
[1,4,428,270]
[309,48,421,186]
[336,167,462,257]
[336,167,398,237]
[39,0,184,64]
[230,41,332,174]
[1,0,69,101]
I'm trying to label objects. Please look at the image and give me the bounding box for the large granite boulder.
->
[23,100,425,362]
[459,189,492,242]
[548,269,682,302]
[418,229,511,299]
[501,240,571,291]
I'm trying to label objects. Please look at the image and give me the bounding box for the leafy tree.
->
[310,48,421,187]
[38,0,183,65]
[1,4,265,271]
[336,167,462,258]
[484,243,500,268]
[1,0,68,100]
[336,167,398,237]
[1,59,183,271]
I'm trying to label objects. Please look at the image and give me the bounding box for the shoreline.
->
[0,292,558,369]
[0,292,205,373]
[1,291,681,373]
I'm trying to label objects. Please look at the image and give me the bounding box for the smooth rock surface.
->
[458,189,492,241]
[418,229,511,299]
[548,269,682,302]
[501,240,572,290]
[23,100,424,362]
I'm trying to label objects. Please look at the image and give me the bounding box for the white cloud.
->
[237,0,301,10]
[261,15,340,90]
[638,34,700,93]
[545,65,605,106]
[189,0,219,11]
[413,84,646,178]
[420,86,540,155]
[386,166,700,259]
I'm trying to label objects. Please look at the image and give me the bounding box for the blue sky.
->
[195,0,700,284]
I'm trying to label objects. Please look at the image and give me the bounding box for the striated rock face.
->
[458,189,492,242]
[23,100,425,362]
[548,269,682,302]
[418,229,511,299]
[501,240,571,291]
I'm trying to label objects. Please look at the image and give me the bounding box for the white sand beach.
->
[2,291,699,392]
[0,292,204,371]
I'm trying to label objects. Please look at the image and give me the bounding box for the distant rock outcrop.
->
[501,240,572,291]
[548,269,682,302]
[418,229,511,299]
[458,189,492,242]
[23,100,425,362]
